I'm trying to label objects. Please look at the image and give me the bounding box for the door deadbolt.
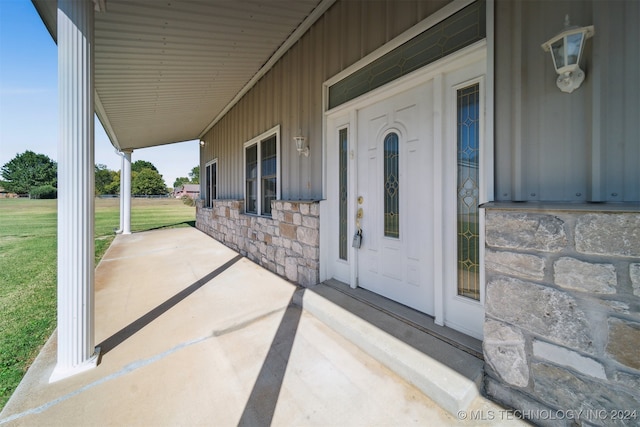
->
[357,196,364,204]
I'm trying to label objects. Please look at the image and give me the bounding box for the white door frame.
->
[442,65,487,339]
[322,40,491,337]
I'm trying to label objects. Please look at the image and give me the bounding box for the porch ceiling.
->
[32,0,329,151]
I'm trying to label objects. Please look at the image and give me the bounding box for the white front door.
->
[356,84,434,315]
[323,44,487,339]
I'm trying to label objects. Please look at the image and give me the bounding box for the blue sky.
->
[0,0,199,188]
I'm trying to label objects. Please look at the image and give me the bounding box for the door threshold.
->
[318,279,483,360]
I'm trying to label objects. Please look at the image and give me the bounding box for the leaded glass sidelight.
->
[211,161,217,201]
[261,135,277,216]
[339,128,348,260]
[205,160,217,208]
[456,84,480,300]
[246,145,258,214]
[205,164,211,207]
[384,133,400,238]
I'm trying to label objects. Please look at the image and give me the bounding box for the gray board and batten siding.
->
[495,0,640,203]
[200,0,453,201]
[202,0,639,205]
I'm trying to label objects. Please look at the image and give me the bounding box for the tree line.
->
[95,159,168,196]
[1,150,196,198]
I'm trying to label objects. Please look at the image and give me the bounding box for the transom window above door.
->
[244,126,281,216]
[327,0,486,110]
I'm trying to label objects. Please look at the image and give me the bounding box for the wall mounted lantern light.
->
[199,139,205,147]
[541,15,594,93]
[293,132,309,157]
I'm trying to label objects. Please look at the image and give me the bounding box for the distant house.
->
[0,186,17,198]
[173,184,200,199]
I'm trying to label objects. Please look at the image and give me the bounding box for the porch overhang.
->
[32,0,335,151]
[30,0,336,382]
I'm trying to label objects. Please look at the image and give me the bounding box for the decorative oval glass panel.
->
[384,133,399,238]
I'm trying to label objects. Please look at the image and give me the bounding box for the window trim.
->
[243,125,281,216]
[205,158,218,208]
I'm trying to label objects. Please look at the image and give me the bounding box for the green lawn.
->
[0,197,195,410]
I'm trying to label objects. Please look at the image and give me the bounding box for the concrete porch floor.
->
[0,227,523,426]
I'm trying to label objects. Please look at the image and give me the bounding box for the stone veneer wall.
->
[196,199,320,286]
[483,207,640,426]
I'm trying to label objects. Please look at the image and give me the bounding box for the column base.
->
[49,346,101,383]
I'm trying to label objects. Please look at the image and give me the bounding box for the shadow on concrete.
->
[143,220,196,232]
[98,254,243,356]
[113,221,196,235]
[238,292,304,426]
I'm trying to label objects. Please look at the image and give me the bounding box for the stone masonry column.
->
[51,0,100,382]
[121,149,132,235]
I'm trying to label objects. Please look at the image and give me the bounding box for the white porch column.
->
[51,0,100,382]
[115,151,125,233]
[122,149,132,235]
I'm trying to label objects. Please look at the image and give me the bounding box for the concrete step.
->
[293,281,485,416]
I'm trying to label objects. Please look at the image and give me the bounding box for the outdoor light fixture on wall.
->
[541,15,594,93]
[293,132,309,157]
[199,140,205,147]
